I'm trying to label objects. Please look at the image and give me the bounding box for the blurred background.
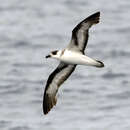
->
[0,0,130,130]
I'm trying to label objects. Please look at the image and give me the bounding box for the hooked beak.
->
[45,54,51,58]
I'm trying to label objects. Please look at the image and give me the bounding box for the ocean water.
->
[0,0,130,130]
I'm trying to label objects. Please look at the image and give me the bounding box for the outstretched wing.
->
[43,62,76,115]
[68,12,100,53]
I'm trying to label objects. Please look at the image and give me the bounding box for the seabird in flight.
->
[43,12,104,115]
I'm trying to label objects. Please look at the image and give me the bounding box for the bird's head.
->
[45,50,62,59]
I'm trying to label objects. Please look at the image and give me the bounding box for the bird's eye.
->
[52,50,57,55]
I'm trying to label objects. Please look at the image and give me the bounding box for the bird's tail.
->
[80,55,104,68]
[94,60,104,68]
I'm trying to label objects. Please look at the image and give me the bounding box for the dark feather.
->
[68,12,100,53]
[43,63,76,114]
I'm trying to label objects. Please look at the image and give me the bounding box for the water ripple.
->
[0,0,130,130]
[102,71,126,79]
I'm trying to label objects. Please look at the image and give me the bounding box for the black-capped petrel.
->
[43,12,104,115]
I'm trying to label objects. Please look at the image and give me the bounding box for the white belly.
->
[60,50,99,66]
[60,50,81,64]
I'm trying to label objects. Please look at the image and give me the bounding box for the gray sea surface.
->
[0,0,130,130]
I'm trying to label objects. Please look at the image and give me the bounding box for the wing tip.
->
[87,11,100,24]
[43,94,57,115]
